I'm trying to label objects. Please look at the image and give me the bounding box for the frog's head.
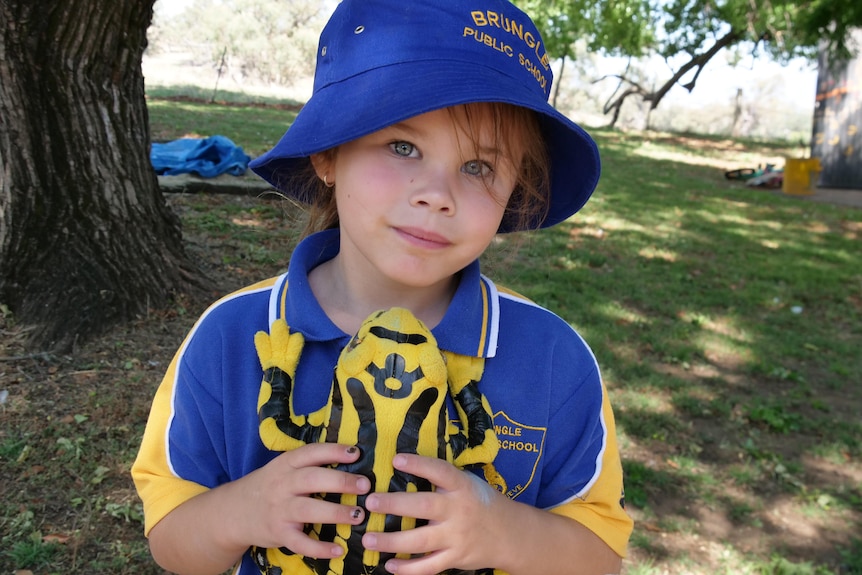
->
[339,308,447,391]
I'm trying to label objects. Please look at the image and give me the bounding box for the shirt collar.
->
[272,228,499,358]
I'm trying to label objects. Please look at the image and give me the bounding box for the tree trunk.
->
[552,54,566,109]
[0,0,206,352]
[731,88,743,137]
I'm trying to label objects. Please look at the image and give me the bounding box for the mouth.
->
[394,226,451,248]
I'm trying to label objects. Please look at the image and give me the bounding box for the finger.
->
[279,442,363,469]
[394,454,498,507]
[278,528,347,560]
[383,551,448,575]
[392,453,463,489]
[288,464,371,497]
[273,445,371,495]
[285,493,367,527]
[363,524,438,557]
[365,490,438,523]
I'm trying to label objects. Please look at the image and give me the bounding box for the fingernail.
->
[364,533,377,549]
[365,494,378,511]
[393,454,407,467]
[351,507,362,520]
[332,544,344,557]
[357,476,371,491]
[347,445,358,454]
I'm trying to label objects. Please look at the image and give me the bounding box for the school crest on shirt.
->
[492,411,546,500]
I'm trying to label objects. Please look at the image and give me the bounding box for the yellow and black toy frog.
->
[251,307,503,575]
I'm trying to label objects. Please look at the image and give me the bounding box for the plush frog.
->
[251,308,503,575]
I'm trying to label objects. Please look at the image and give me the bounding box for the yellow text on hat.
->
[470,10,550,71]
[463,27,514,56]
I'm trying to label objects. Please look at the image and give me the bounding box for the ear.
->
[309,152,333,181]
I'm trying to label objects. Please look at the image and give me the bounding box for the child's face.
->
[320,106,519,291]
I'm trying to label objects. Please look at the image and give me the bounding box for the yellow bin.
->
[783,158,822,196]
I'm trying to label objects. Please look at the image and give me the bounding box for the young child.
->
[132,1,634,574]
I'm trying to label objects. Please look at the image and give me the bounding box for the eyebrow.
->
[387,121,505,159]
[386,120,423,138]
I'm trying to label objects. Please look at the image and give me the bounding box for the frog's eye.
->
[341,330,378,375]
[346,334,363,352]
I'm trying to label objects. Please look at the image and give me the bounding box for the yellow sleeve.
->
[549,383,633,557]
[132,277,281,536]
[131,347,210,536]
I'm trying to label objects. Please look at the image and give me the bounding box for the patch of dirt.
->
[0,193,297,574]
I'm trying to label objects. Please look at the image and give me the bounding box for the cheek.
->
[340,162,404,198]
[487,162,519,210]
[479,182,515,216]
[496,184,516,209]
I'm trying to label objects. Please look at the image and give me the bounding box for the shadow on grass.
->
[2,126,859,574]
[498,135,862,573]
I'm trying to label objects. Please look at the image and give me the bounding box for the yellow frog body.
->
[252,308,502,575]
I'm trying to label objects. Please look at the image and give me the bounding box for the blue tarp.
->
[151,135,250,178]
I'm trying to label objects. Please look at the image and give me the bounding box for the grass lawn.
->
[1,89,860,574]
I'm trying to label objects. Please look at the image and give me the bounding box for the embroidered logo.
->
[461,9,552,95]
[493,411,546,499]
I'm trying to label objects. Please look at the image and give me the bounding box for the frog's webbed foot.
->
[250,544,312,575]
[255,318,325,451]
[443,352,499,469]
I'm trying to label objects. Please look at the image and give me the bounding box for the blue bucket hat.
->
[249,0,600,232]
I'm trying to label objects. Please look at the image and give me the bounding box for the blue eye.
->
[463,160,493,177]
[391,141,416,157]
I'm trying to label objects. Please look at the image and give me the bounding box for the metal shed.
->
[811,30,862,190]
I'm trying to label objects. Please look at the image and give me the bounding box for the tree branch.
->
[595,28,744,126]
[647,28,743,108]
[593,73,650,128]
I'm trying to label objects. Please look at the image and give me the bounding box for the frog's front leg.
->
[443,352,498,468]
[255,318,328,451]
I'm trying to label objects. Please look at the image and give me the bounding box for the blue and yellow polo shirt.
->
[132,229,632,573]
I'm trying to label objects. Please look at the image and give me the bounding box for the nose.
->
[409,167,456,215]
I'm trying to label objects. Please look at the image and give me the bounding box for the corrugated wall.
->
[812,30,862,190]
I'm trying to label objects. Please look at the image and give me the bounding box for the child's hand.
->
[361,453,503,575]
[231,442,370,559]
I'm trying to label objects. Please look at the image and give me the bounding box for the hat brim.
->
[249,60,599,232]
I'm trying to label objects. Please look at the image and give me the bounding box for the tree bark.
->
[0,0,206,352]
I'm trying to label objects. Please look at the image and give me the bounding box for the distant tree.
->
[0,0,204,352]
[515,0,862,126]
[518,0,656,107]
[150,0,325,86]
